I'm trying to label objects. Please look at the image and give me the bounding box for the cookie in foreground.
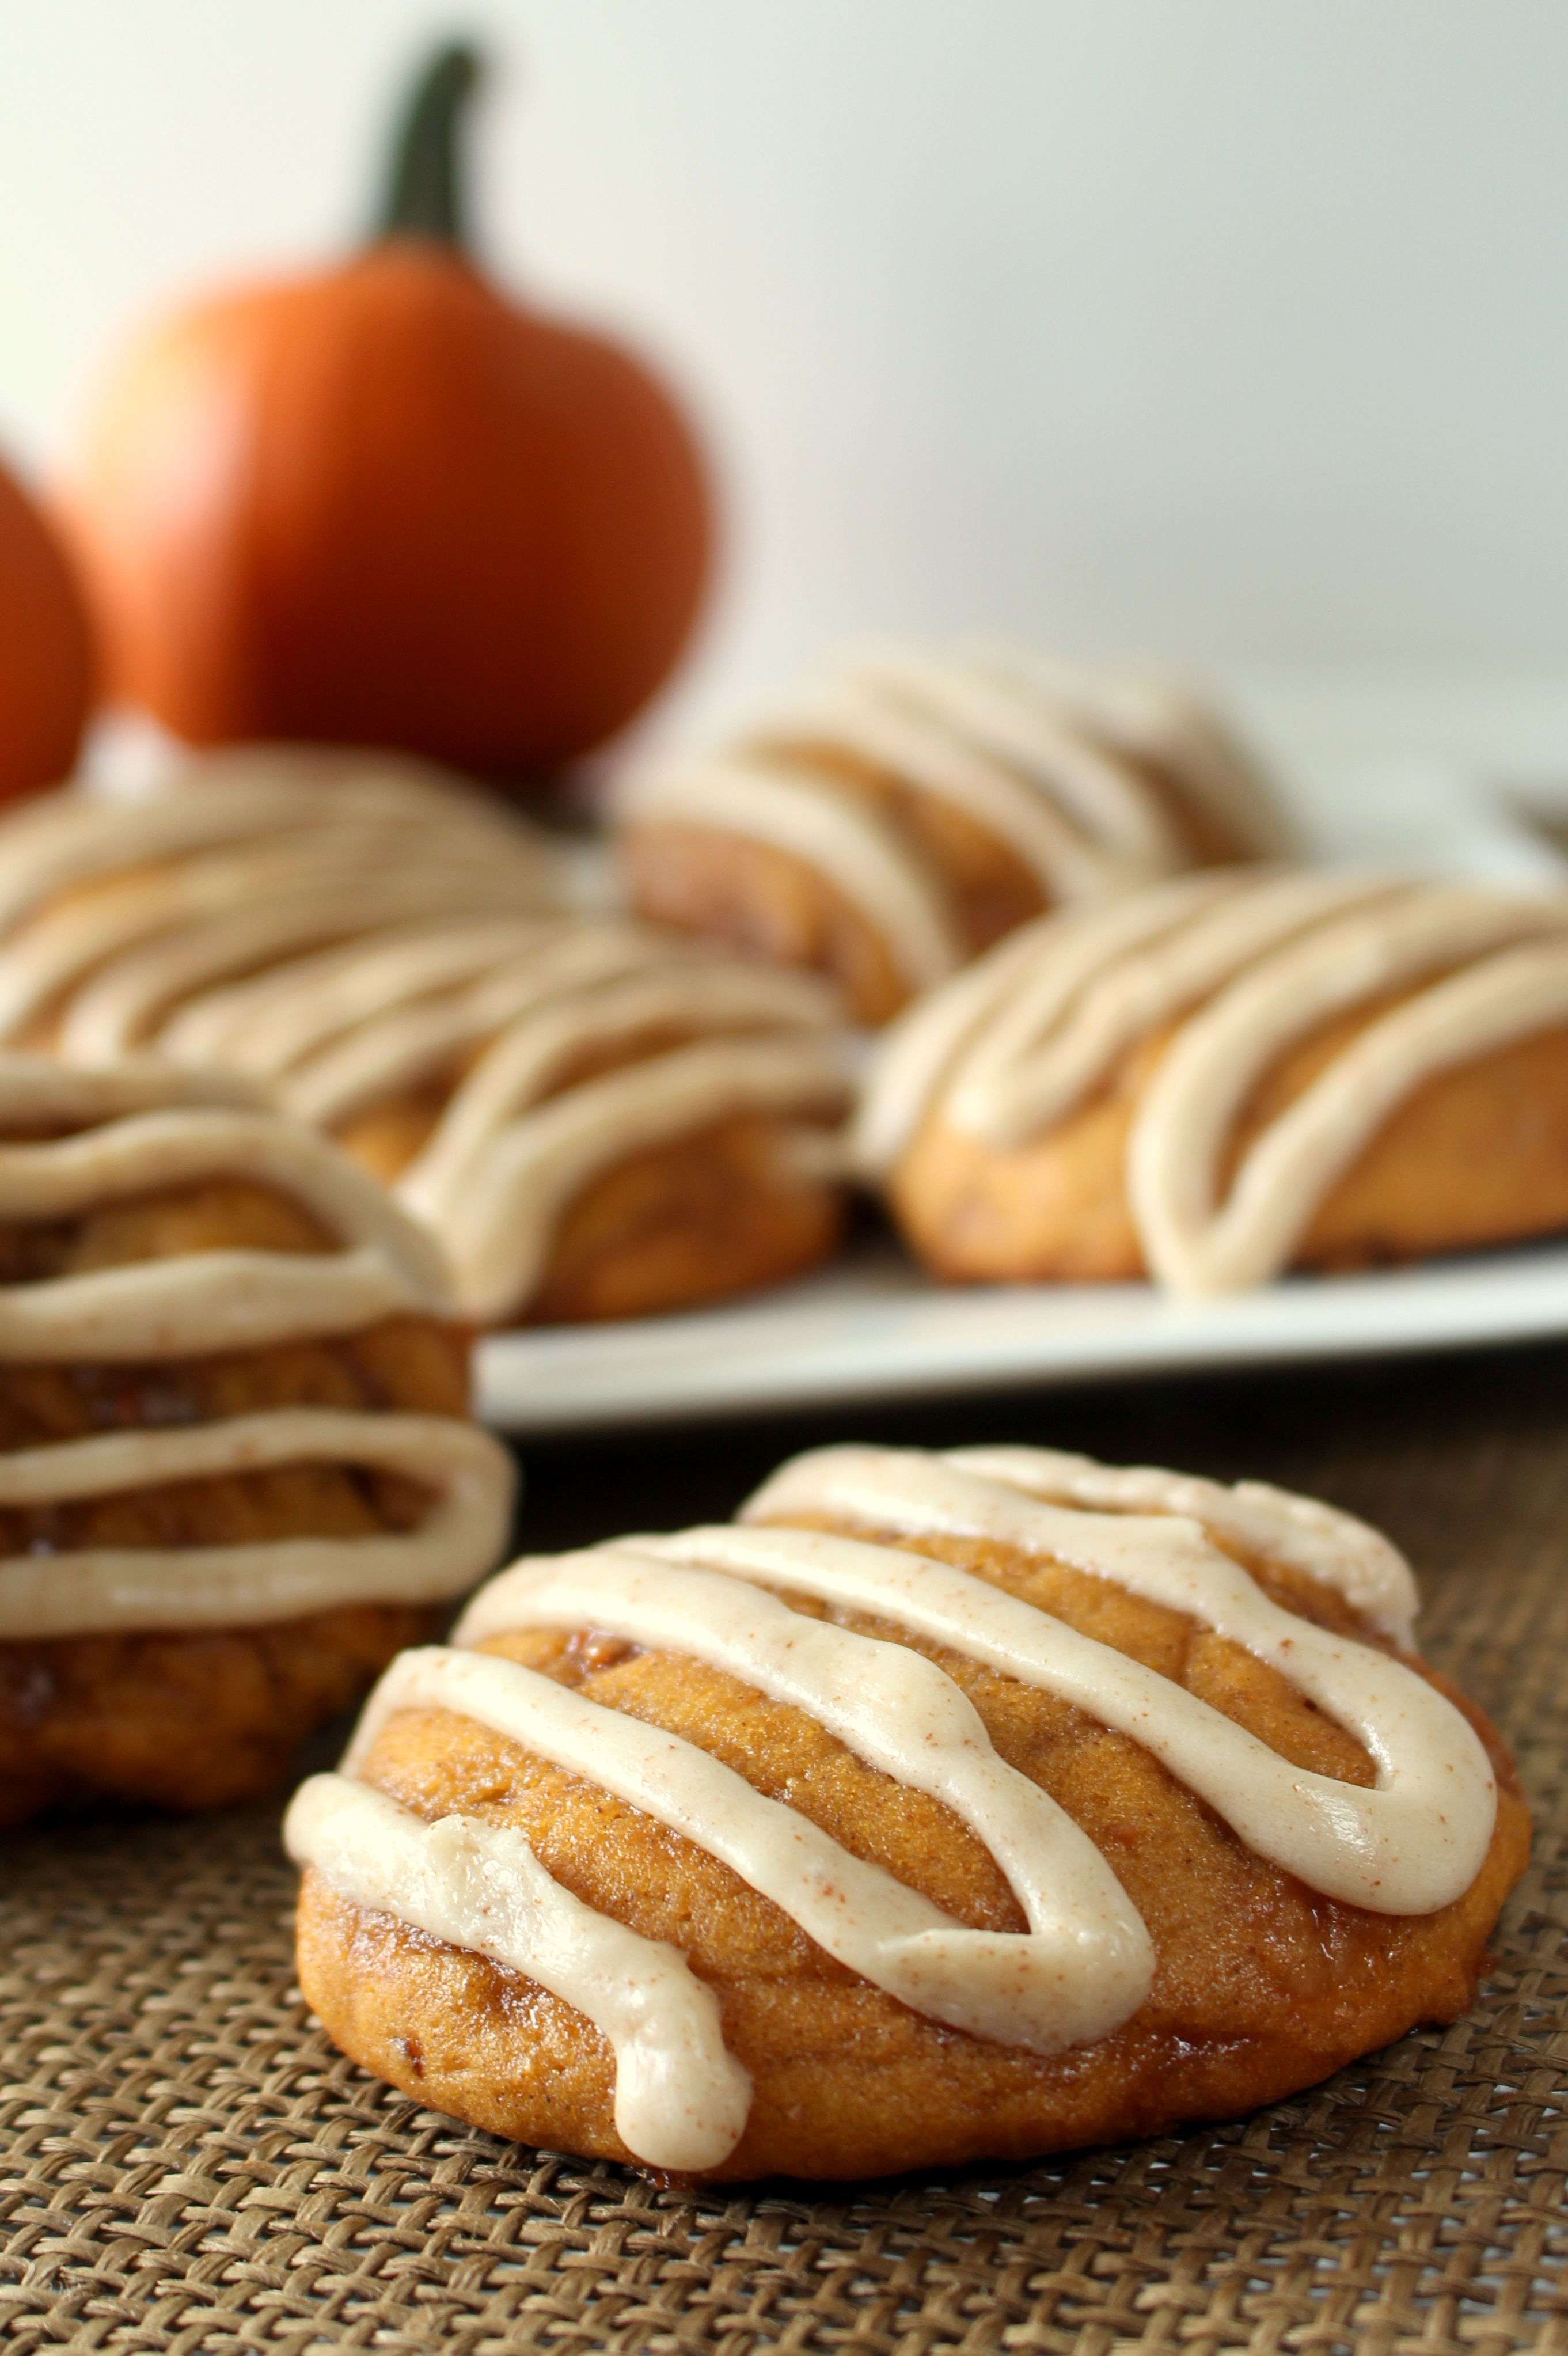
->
[0,1056,515,1824]
[617,643,1286,1024]
[287,1441,1528,2183]
[857,869,1568,1291]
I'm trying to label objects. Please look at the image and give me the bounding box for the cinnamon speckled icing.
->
[287,1442,1492,2173]
[616,644,1288,998]
[855,870,1568,1291]
[0,1057,514,1639]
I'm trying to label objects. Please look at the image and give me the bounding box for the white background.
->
[3,1,1567,741]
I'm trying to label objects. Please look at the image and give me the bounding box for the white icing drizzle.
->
[1129,898,1568,1293]
[455,1546,1156,2046]
[0,1412,514,1637]
[943,871,1397,1149]
[289,1443,1496,2173]
[817,647,1182,875]
[852,871,1256,1175]
[858,870,1568,1291]
[0,751,564,932]
[0,1056,515,1638]
[941,1443,1418,1646]
[162,919,578,1087]
[774,671,1149,899]
[617,646,1281,1001]
[967,647,1296,856]
[285,1774,751,2175]
[0,1105,450,1359]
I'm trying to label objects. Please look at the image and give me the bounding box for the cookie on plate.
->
[617,644,1286,1023]
[154,917,857,1327]
[0,743,570,1060]
[856,868,1568,1291]
[0,1057,515,1824]
[288,1440,1527,2182]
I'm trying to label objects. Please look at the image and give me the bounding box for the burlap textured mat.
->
[5,1342,1568,2353]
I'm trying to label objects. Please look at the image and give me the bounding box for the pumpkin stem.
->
[377,40,483,245]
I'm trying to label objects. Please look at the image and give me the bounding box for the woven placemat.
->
[5,1344,1568,2354]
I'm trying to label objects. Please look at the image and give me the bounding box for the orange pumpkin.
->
[62,44,715,781]
[0,450,93,801]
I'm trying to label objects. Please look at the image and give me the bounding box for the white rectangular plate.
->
[476,1238,1568,1432]
[478,673,1568,1435]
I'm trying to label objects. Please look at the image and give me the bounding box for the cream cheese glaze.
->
[286,1442,1494,2173]
[855,870,1568,1292]
[616,644,1284,1001]
[0,1056,515,1639]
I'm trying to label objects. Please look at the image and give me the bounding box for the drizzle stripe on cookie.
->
[0,1412,513,1636]
[455,1545,1155,2047]
[0,764,564,1050]
[286,1775,751,2173]
[0,1106,449,1357]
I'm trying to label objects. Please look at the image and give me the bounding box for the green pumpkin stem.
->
[377,40,483,245]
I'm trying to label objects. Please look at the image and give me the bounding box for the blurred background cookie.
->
[617,644,1286,1023]
[157,917,858,1326]
[858,869,1568,1290]
[0,746,572,1059]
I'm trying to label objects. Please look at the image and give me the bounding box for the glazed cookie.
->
[145,918,856,1327]
[0,1056,515,1824]
[288,1441,1527,2182]
[856,868,1568,1291]
[617,644,1286,1023]
[0,743,571,1058]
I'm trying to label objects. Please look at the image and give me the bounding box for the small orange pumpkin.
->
[62,44,715,783]
[0,450,93,802]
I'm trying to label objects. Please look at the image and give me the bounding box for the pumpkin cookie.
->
[162,918,856,1326]
[288,1440,1527,2182]
[0,1056,515,1824]
[856,868,1568,1291]
[617,644,1287,1023]
[0,745,570,1059]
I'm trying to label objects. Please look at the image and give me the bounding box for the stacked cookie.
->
[0,1056,514,1823]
